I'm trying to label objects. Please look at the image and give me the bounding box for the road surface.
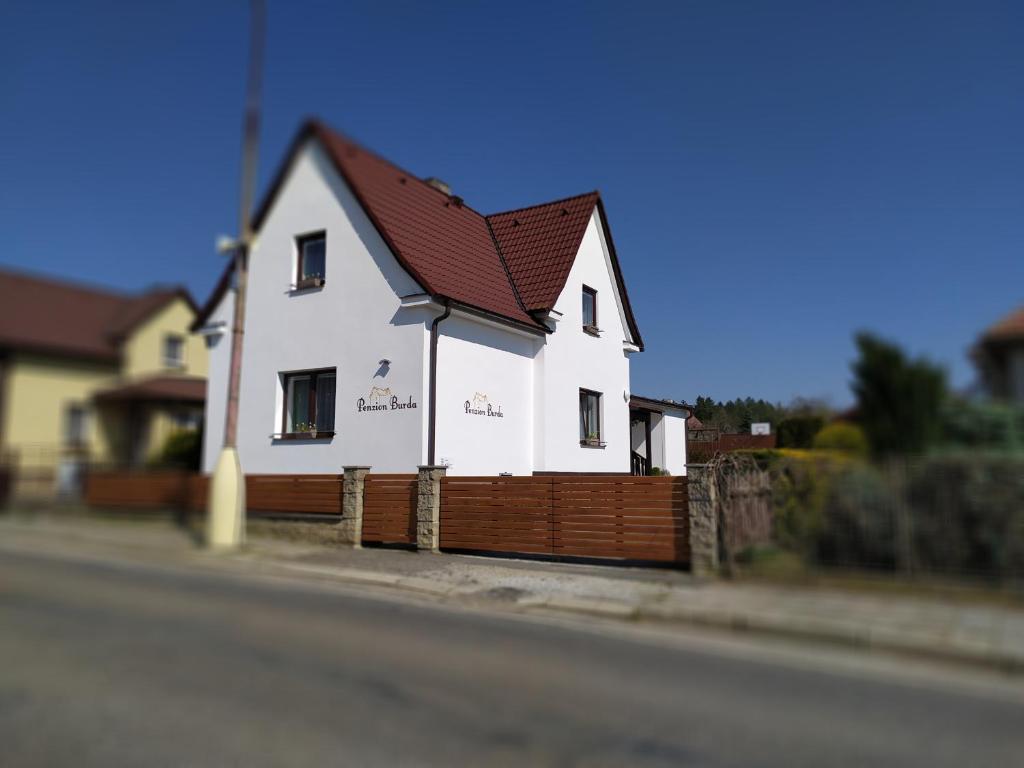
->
[1,546,1022,767]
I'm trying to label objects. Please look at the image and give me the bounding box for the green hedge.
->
[743,449,1024,582]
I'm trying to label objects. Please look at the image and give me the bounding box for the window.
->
[296,231,326,288]
[582,286,598,334]
[65,404,88,446]
[579,389,602,446]
[282,368,336,436]
[171,411,202,432]
[163,334,185,368]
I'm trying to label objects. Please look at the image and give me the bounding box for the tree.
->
[851,332,947,457]
[812,421,869,457]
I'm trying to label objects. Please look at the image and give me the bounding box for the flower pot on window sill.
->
[580,438,606,448]
[583,324,601,337]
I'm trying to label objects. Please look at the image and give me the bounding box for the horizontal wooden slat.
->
[361,473,416,545]
[439,474,689,565]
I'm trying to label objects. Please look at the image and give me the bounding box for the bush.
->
[813,422,869,457]
[753,450,1024,582]
[156,429,202,471]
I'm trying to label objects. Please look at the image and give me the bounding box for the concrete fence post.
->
[416,465,447,552]
[339,466,371,547]
[686,463,719,578]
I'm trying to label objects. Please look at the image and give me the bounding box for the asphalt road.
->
[1,547,1022,767]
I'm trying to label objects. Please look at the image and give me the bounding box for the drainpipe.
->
[427,300,451,466]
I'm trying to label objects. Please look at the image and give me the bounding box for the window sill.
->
[583,325,601,337]
[271,431,335,442]
[290,277,325,293]
[580,439,606,449]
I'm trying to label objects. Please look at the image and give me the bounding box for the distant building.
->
[0,268,206,499]
[973,306,1024,404]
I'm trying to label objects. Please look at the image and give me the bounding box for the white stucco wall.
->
[663,411,687,476]
[199,286,233,473]
[434,312,537,475]
[534,209,635,473]
[649,413,666,470]
[233,141,428,474]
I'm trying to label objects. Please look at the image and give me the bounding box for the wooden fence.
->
[84,470,204,510]
[440,475,689,563]
[83,471,344,517]
[361,474,418,546]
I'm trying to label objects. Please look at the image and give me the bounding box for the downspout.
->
[427,301,451,466]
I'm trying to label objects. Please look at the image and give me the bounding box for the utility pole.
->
[208,0,265,549]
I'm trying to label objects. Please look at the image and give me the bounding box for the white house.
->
[194,120,687,476]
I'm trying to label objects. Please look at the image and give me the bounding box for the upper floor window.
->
[282,368,336,437]
[296,231,326,289]
[64,404,88,446]
[582,285,598,335]
[579,389,603,446]
[163,334,185,368]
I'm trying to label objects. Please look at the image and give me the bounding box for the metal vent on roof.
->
[424,177,451,195]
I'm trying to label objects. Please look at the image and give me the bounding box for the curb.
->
[263,556,1024,674]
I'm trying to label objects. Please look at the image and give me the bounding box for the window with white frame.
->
[163,334,185,368]
[64,404,88,446]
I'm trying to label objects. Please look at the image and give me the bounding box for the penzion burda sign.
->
[357,386,417,413]
[464,392,504,418]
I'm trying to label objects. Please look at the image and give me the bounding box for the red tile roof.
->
[0,267,196,361]
[981,306,1024,343]
[238,120,643,346]
[487,192,599,312]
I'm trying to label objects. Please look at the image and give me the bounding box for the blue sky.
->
[2,1,1022,406]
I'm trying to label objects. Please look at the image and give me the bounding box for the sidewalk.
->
[3,512,1023,673]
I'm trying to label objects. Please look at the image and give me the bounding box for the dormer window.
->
[582,285,598,335]
[295,231,326,289]
[163,334,185,368]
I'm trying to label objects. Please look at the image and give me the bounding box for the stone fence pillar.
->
[338,466,371,547]
[686,464,719,578]
[416,465,447,552]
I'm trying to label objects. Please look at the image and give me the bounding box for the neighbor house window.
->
[582,286,598,334]
[164,334,185,368]
[282,368,336,435]
[296,231,326,288]
[65,404,88,446]
[579,389,602,446]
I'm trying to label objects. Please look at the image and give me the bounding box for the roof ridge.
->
[311,120,498,220]
[486,190,599,219]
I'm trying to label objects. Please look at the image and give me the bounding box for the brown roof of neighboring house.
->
[630,395,692,414]
[198,120,642,346]
[93,375,206,403]
[0,267,195,361]
[980,306,1024,344]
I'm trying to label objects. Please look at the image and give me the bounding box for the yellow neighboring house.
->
[0,267,207,499]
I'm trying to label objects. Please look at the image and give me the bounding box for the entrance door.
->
[629,409,652,475]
